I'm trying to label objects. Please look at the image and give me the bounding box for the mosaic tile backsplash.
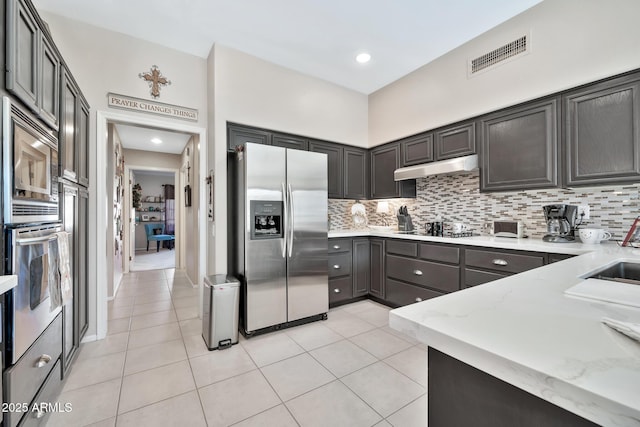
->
[328,171,640,241]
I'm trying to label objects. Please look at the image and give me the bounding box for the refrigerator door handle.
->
[282,182,287,259]
[288,183,294,258]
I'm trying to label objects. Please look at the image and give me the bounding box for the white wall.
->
[369,0,640,145]
[209,44,369,274]
[40,12,208,338]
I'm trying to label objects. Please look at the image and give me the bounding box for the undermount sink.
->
[565,261,640,308]
[586,262,640,285]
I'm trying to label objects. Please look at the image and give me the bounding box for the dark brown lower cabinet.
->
[328,239,353,306]
[369,238,385,299]
[385,279,443,306]
[352,238,369,297]
[61,182,89,377]
[428,348,599,427]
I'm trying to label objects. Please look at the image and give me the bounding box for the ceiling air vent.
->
[469,35,529,75]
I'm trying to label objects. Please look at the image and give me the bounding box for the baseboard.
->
[81,334,98,343]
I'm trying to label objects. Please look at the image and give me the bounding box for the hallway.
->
[46,269,426,426]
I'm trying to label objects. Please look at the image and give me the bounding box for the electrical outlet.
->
[578,204,590,220]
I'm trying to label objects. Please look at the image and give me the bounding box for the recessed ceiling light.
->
[151,137,162,144]
[356,52,371,64]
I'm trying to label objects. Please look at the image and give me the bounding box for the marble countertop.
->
[0,275,18,295]
[329,228,597,255]
[389,244,640,427]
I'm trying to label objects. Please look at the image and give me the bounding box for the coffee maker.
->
[542,204,579,242]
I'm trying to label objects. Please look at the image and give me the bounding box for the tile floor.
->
[46,268,426,427]
[130,247,176,271]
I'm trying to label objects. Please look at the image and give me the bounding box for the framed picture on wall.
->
[141,214,149,221]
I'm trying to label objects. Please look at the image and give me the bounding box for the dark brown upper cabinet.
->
[227,123,271,151]
[77,98,90,187]
[309,140,344,199]
[272,132,308,150]
[60,67,78,182]
[435,121,476,160]
[343,147,368,200]
[564,73,640,187]
[370,143,416,199]
[480,97,560,192]
[401,133,434,167]
[6,0,60,130]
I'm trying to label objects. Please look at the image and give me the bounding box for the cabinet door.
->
[344,147,368,199]
[369,238,385,299]
[272,132,308,150]
[401,133,434,166]
[370,143,400,199]
[435,121,476,160]
[352,238,370,297]
[39,35,60,130]
[565,75,640,186]
[370,143,416,199]
[61,183,79,376]
[60,68,79,182]
[227,123,271,151]
[309,140,343,198]
[6,0,39,111]
[77,98,90,187]
[78,188,89,338]
[480,98,560,192]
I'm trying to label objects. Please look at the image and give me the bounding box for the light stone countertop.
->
[0,275,18,295]
[388,243,640,427]
[328,228,597,255]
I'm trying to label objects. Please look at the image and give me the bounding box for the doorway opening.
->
[130,169,177,272]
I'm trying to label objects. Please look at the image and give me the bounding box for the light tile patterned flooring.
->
[46,269,426,427]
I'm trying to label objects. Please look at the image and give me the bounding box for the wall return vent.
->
[469,35,529,75]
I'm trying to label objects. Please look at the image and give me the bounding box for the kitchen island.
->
[389,243,640,426]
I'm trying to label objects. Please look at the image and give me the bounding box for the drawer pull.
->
[492,259,508,266]
[333,264,341,269]
[413,269,423,276]
[34,354,52,368]
[415,297,423,302]
[333,245,341,250]
[334,288,341,293]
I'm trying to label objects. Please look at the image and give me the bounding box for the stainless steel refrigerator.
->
[229,143,328,336]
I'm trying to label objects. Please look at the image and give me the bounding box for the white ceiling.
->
[33,0,542,95]
[115,123,192,154]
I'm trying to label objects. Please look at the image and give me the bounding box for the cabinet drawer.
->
[386,240,418,257]
[386,255,459,293]
[329,252,352,278]
[19,359,62,427]
[548,253,574,264]
[329,239,351,254]
[465,268,510,288]
[465,249,544,274]
[419,243,459,264]
[329,277,353,304]
[4,314,62,427]
[386,279,444,306]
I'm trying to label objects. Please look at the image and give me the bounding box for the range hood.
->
[394,154,478,181]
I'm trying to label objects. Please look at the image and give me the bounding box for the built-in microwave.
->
[2,96,59,224]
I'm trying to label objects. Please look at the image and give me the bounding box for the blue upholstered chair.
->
[144,223,175,252]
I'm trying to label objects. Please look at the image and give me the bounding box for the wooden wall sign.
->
[107,93,199,122]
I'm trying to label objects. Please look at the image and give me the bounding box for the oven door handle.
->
[15,234,58,246]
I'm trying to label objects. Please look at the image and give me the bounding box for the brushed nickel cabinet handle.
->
[413,270,423,276]
[333,264,341,269]
[415,297,423,302]
[492,259,508,266]
[333,245,341,250]
[334,288,341,293]
[34,354,52,368]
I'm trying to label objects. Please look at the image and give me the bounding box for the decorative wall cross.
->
[139,65,171,98]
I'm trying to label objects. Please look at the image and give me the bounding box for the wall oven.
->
[2,96,59,224]
[3,223,62,365]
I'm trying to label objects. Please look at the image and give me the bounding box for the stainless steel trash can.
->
[202,275,240,350]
